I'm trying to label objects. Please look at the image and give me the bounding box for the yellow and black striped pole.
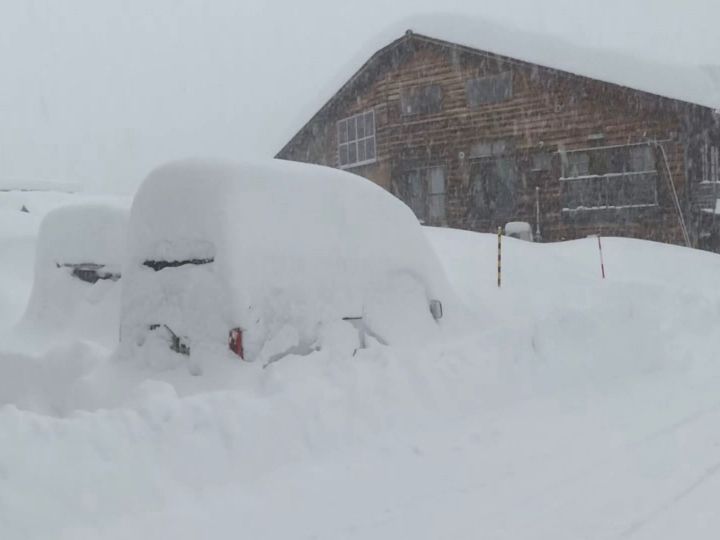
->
[497,226,502,288]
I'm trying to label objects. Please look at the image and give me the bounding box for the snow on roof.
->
[35,203,128,267]
[0,179,81,193]
[285,14,720,142]
[404,15,720,109]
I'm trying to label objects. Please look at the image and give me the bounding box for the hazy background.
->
[1,0,719,193]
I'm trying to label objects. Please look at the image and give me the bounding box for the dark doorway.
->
[469,157,518,228]
[398,166,447,225]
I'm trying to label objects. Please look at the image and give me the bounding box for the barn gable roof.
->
[278,20,720,157]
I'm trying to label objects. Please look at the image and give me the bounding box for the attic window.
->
[466,72,513,107]
[400,84,443,116]
[337,110,376,169]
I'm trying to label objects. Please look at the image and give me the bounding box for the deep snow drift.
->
[1,205,720,538]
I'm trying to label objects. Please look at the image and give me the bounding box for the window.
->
[561,144,658,210]
[562,145,656,179]
[563,178,605,209]
[470,139,508,159]
[465,72,513,108]
[628,146,655,173]
[428,167,446,221]
[337,110,376,169]
[400,166,446,223]
[530,152,553,172]
[565,152,590,177]
[700,143,720,183]
[400,84,443,116]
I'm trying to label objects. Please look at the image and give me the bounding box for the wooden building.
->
[277,30,720,251]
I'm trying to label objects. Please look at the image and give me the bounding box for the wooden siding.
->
[278,35,720,250]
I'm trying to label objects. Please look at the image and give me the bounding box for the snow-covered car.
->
[20,203,128,344]
[504,221,534,242]
[119,158,454,365]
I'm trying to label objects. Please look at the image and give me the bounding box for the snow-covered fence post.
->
[497,226,502,288]
[597,235,606,279]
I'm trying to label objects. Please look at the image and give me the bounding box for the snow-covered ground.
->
[2,191,720,539]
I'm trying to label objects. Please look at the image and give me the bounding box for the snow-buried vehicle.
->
[119,159,455,366]
[20,203,128,344]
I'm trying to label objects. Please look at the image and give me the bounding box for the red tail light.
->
[229,328,244,359]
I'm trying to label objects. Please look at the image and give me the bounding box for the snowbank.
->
[18,203,129,348]
[0,179,81,192]
[2,230,720,538]
[120,159,456,366]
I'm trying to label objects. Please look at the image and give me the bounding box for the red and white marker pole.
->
[597,235,606,279]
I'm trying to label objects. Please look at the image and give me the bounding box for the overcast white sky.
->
[1,0,719,193]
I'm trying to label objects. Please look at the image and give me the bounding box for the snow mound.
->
[18,203,129,349]
[0,179,81,193]
[3,227,720,537]
[120,158,457,366]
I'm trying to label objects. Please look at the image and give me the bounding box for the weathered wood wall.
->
[278,35,720,249]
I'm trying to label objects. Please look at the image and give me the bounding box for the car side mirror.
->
[429,299,443,321]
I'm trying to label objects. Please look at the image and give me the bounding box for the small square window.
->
[466,72,513,108]
[563,178,604,209]
[400,84,443,116]
[629,146,655,172]
[565,153,590,178]
[531,152,552,172]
